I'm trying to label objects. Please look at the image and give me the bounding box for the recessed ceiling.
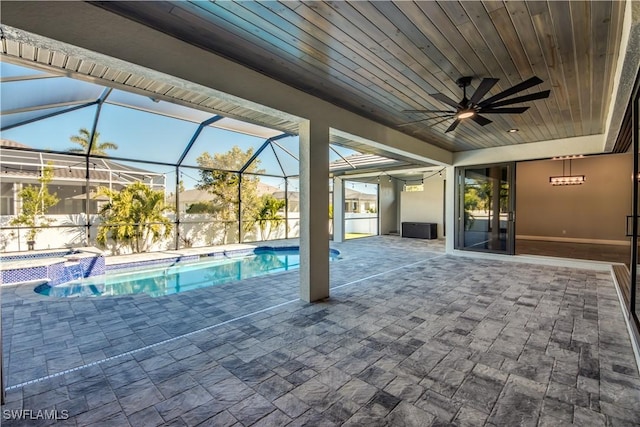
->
[91,0,627,152]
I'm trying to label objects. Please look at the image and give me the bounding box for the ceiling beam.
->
[453,134,605,167]
[604,1,640,152]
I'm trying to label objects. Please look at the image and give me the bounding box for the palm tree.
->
[254,194,286,241]
[96,182,173,253]
[68,128,118,155]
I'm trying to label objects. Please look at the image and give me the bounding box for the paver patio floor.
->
[1,236,639,425]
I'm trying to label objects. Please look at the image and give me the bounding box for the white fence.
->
[0,213,301,254]
[1,211,383,253]
[344,212,378,235]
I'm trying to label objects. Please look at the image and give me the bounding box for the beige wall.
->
[516,153,632,244]
[379,178,398,235]
[400,175,446,239]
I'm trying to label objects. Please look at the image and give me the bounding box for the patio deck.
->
[1,236,639,425]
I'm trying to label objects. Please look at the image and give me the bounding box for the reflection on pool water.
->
[35,247,340,298]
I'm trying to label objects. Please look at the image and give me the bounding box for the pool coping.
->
[0,246,103,271]
[103,243,260,266]
[0,242,293,287]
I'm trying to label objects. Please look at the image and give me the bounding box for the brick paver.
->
[1,236,639,426]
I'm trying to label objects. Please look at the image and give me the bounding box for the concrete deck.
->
[1,236,639,425]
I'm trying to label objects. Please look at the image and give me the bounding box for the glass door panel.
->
[634,92,640,329]
[457,163,515,254]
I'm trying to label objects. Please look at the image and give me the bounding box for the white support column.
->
[445,166,456,253]
[13,182,21,216]
[299,120,330,302]
[332,177,344,243]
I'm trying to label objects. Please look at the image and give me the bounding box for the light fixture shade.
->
[457,110,475,119]
[549,175,585,186]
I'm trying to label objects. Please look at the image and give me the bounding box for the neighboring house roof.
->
[173,189,210,204]
[272,191,299,201]
[172,182,281,205]
[345,188,377,201]
[256,181,280,195]
[271,188,376,202]
[0,143,163,186]
[1,139,29,149]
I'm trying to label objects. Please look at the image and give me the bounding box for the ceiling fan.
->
[402,76,550,133]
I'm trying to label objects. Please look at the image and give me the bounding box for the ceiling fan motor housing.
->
[402,75,550,133]
[456,76,473,88]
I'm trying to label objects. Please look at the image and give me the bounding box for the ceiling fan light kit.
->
[403,76,550,133]
[457,110,475,119]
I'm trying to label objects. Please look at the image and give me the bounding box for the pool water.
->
[34,248,339,298]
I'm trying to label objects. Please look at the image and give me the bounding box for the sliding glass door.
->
[633,79,640,332]
[456,163,515,254]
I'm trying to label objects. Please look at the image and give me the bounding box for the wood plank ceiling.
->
[91,0,627,152]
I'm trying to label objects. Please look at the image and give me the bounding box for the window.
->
[0,183,13,215]
[405,184,424,192]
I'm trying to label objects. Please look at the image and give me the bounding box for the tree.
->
[195,146,264,243]
[68,128,118,156]
[464,190,479,230]
[96,182,173,253]
[10,163,59,249]
[186,201,219,214]
[254,194,286,241]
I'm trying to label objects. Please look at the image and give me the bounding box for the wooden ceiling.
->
[91,1,627,152]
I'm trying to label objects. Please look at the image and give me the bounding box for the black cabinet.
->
[402,222,437,239]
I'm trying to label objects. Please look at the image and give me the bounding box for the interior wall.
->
[378,178,398,234]
[400,174,446,239]
[516,153,632,244]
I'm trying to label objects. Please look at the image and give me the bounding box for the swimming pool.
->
[34,247,340,298]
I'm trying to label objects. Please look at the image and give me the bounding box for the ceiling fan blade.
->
[445,118,461,133]
[485,90,550,108]
[431,92,462,109]
[397,115,455,127]
[471,115,492,126]
[402,109,456,114]
[428,117,456,128]
[480,107,529,114]
[429,116,455,128]
[478,76,544,107]
[470,78,499,104]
